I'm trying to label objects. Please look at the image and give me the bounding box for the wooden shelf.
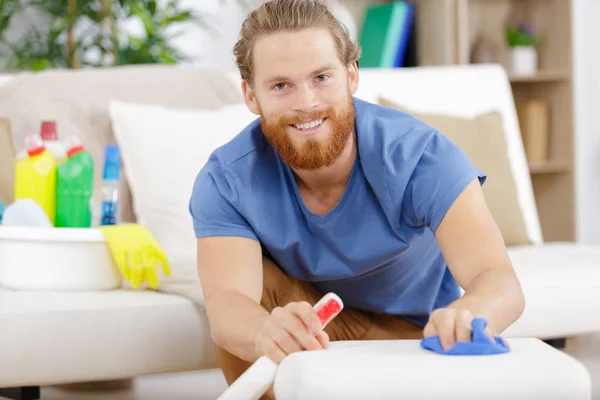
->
[405,0,575,242]
[529,161,571,174]
[509,70,571,83]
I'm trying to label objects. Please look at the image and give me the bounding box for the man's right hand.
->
[255,301,330,363]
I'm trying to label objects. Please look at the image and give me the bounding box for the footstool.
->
[273,338,591,399]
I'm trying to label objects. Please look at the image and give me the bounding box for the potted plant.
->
[504,19,541,76]
[0,0,210,71]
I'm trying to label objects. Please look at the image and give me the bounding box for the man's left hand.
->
[423,307,495,351]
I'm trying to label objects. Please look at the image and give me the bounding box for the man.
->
[189,0,525,393]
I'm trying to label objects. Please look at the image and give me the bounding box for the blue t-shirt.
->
[189,97,485,327]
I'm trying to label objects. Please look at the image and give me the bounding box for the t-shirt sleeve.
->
[401,130,486,233]
[189,162,259,242]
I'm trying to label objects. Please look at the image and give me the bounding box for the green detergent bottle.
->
[55,136,94,228]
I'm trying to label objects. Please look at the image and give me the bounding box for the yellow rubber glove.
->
[97,224,171,290]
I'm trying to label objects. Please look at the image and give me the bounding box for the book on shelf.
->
[358,1,415,68]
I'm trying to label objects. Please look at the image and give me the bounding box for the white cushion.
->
[108,101,258,282]
[504,243,600,339]
[0,284,216,387]
[274,339,591,400]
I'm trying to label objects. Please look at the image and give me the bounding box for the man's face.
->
[242,27,359,170]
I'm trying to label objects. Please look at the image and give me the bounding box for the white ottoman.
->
[274,338,591,399]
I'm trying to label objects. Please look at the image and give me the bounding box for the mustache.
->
[275,109,334,126]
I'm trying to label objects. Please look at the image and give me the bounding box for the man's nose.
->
[292,86,319,112]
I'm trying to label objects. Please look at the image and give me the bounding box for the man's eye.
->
[274,83,287,90]
[316,75,328,82]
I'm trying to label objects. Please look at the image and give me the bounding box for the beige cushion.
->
[0,118,14,204]
[356,66,543,245]
[379,97,530,246]
[0,283,216,387]
[0,65,243,225]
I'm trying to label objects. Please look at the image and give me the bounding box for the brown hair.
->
[233,0,361,85]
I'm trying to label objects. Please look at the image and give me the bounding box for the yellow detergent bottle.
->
[14,134,57,225]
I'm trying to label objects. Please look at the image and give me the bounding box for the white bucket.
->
[0,226,122,290]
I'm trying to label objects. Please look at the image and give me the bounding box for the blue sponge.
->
[420,318,510,355]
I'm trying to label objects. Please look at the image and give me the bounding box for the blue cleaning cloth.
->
[420,318,510,355]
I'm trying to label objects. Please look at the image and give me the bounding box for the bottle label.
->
[100,201,117,225]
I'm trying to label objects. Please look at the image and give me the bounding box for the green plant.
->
[0,0,210,71]
[505,21,540,47]
[0,0,22,36]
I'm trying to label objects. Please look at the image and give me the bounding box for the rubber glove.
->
[97,224,171,289]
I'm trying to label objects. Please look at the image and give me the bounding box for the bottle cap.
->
[26,134,46,157]
[103,144,120,181]
[40,121,57,141]
[65,135,85,157]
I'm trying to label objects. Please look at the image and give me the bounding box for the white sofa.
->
[0,63,599,396]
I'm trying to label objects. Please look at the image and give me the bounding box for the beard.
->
[259,95,355,170]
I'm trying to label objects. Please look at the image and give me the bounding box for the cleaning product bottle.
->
[0,197,6,225]
[55,136,94,228]
[100,144,120,226]
[16,121,67,163]
[14,134,57,225]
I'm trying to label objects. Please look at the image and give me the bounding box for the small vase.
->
[508,45,538,76]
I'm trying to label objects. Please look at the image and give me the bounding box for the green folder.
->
[359,1,413,68]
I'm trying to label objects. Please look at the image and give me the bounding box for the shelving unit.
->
[339,0,575,242]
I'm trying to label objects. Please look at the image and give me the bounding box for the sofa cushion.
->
[353,65,543,245]
[0,65,244,224]
[503,243,600,339]
[0,118,14,204]
[379,97,530,246]
[108,101,258,282]
[0,284,217,387]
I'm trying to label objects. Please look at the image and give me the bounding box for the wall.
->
[169,0,247,69]
[573,0,600,244]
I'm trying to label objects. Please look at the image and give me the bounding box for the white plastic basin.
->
[0,226,122,290]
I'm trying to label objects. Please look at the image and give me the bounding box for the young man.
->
[189,0,525,391]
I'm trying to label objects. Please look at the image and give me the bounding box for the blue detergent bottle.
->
[0,197,6,224]
[100,144,120,226]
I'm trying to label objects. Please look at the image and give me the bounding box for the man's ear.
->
[347,61,359,95]
[241,80,260,115]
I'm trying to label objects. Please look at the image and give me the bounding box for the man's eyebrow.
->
[310,64,337,76]
[263,64,338,86]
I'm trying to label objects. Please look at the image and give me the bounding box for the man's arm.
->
[425,178,525,348]
[197,236,270,362]
[197,236,326,364]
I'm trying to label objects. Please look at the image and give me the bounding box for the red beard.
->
[260,96,355,170]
